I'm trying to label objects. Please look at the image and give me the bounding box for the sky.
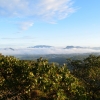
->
[0,0,100,48]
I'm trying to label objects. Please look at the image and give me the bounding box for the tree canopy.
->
[0,54,100,100]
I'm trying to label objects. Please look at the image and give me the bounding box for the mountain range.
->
[28,45,53,48]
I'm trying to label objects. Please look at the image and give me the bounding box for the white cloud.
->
[0,0,29,17]
[0,0,75,22]
[36,0,75,20]
[48,21,57,24]
[19,21,34,30]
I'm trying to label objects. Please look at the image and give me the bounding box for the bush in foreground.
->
[0,54,90,100]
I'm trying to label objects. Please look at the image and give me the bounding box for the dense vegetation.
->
[0,53,100,100]
[67,55,100,99]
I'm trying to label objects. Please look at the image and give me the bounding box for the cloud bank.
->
[0,47,100,55]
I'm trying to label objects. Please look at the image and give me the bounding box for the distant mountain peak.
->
[65,46,83,49]
[28,45,52,48]
[4,48,15,51]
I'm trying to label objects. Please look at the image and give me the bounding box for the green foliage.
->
[0,55,32,99]
[1,54,100,99]
[67,55,100,100]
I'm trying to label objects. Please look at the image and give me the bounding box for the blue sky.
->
[0,0,100,48]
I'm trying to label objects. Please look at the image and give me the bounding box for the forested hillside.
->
[0,53,100,100]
